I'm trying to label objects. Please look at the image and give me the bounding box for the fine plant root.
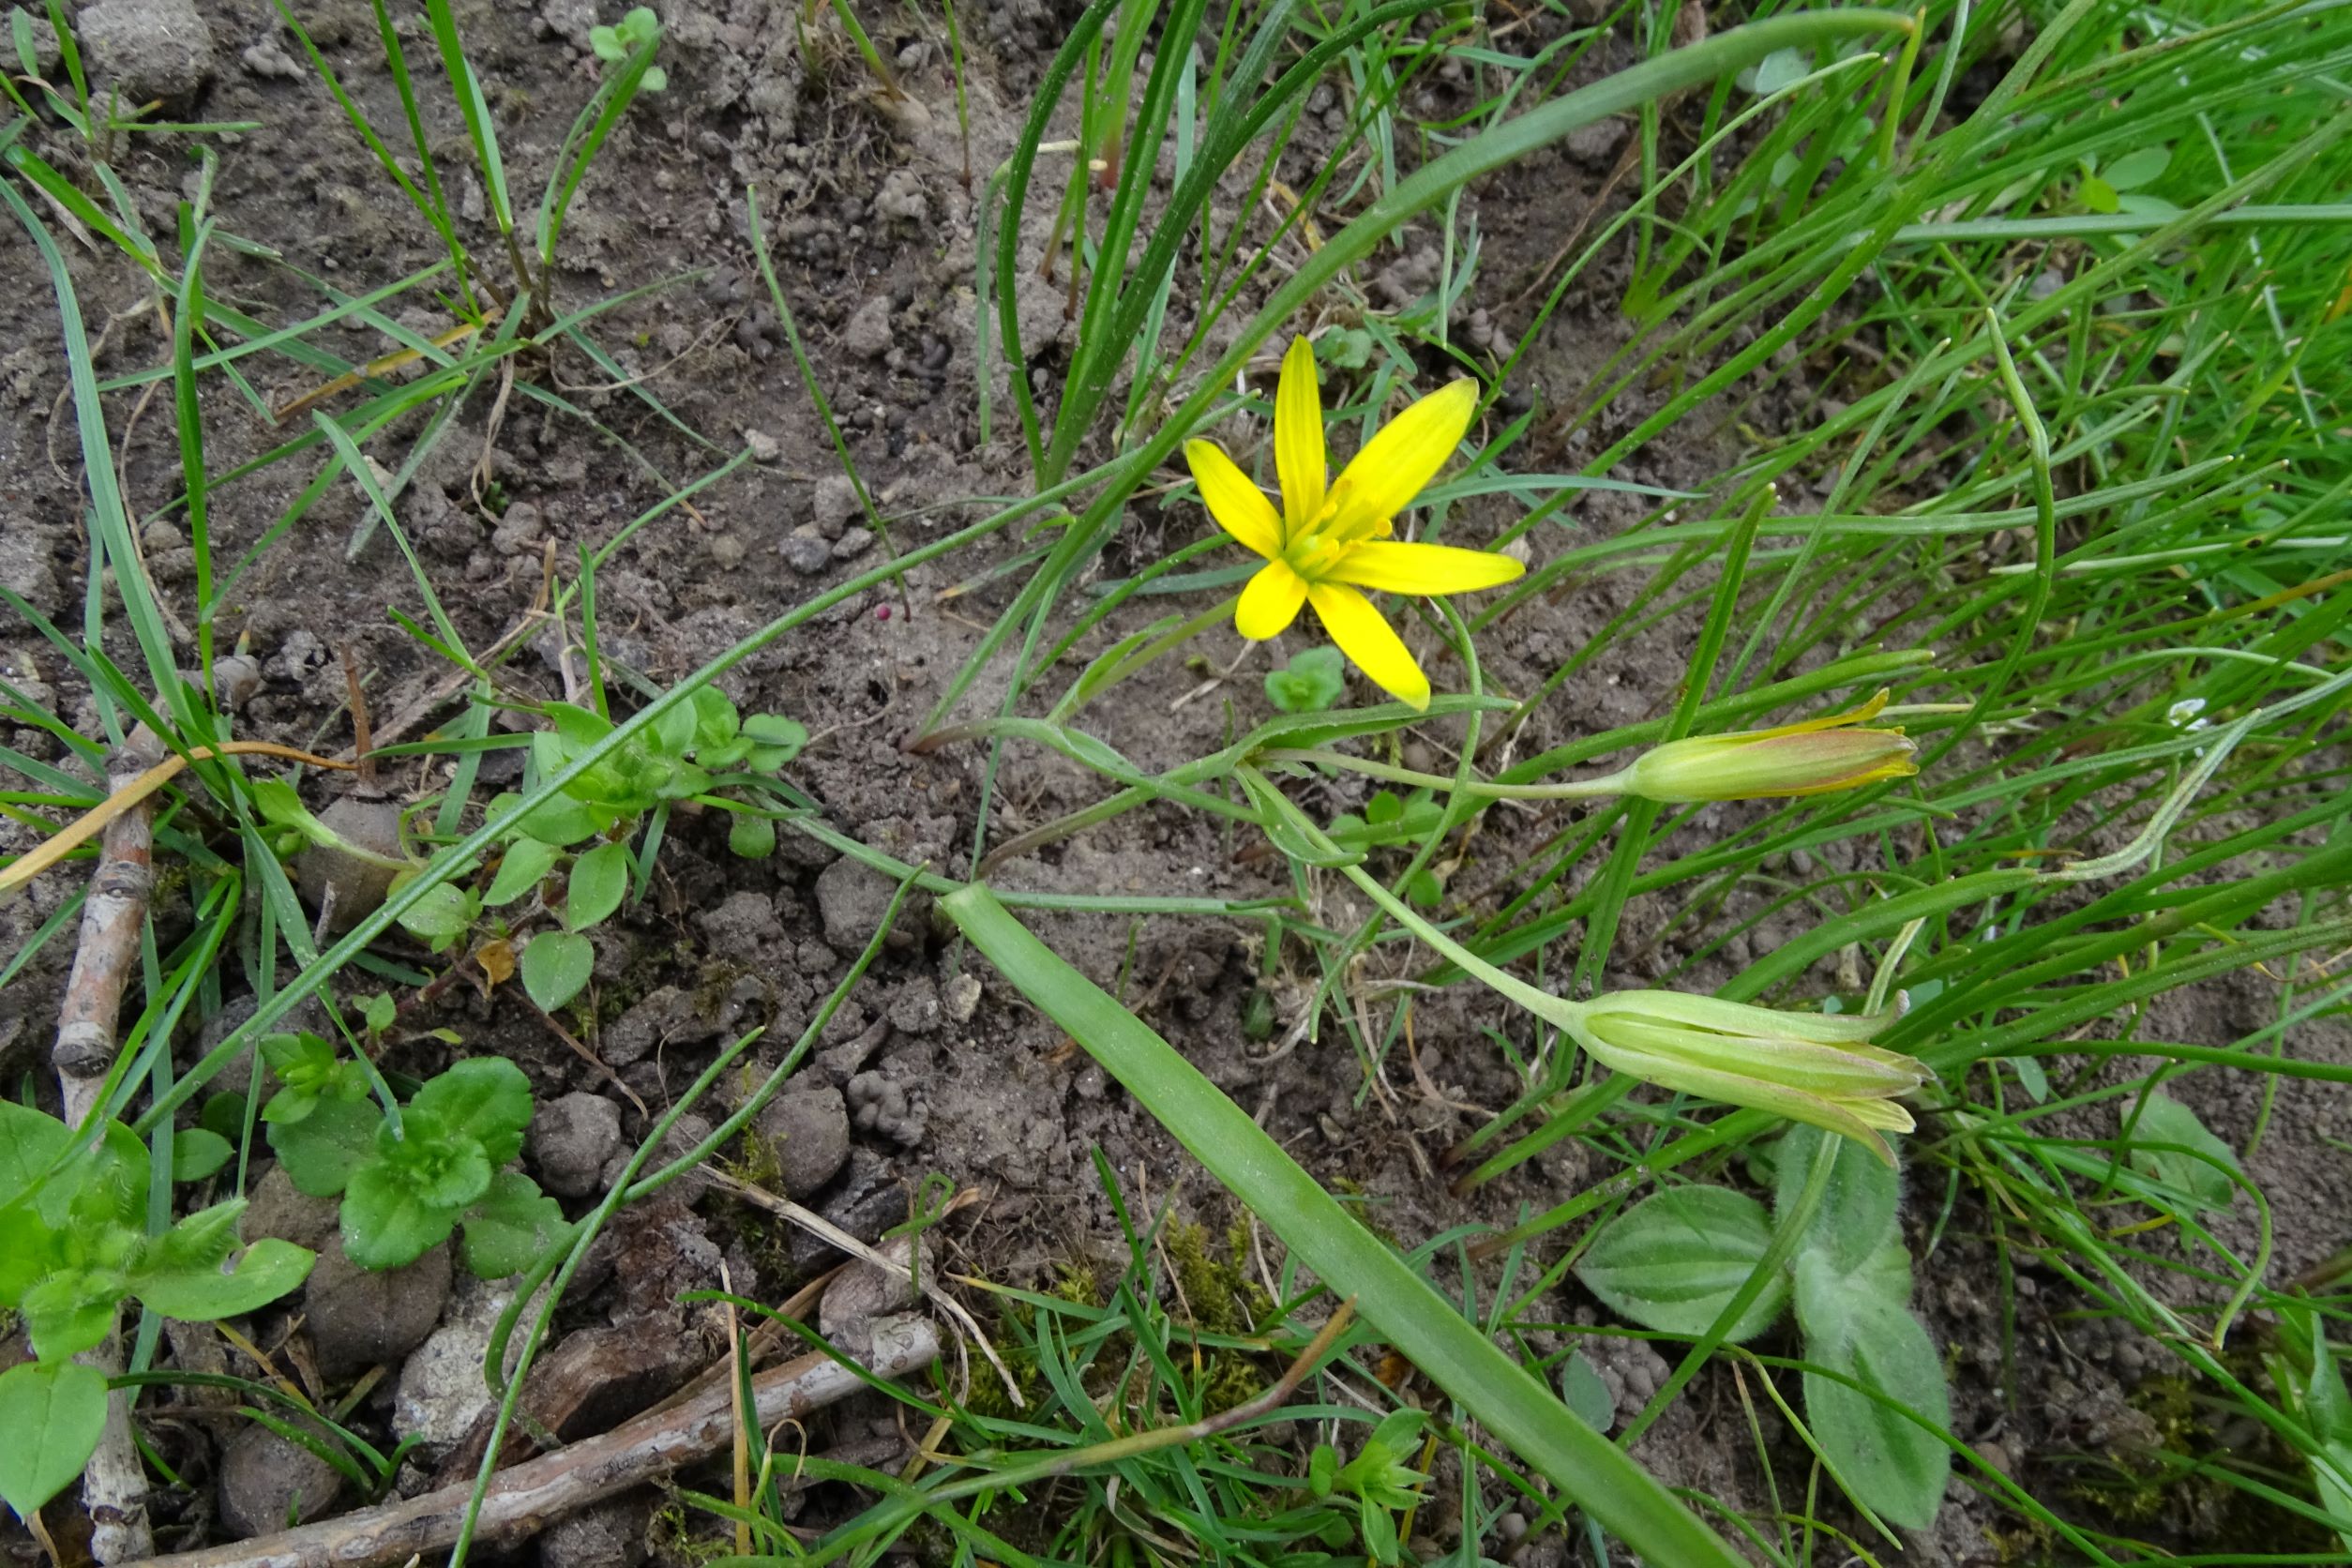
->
[136,1318,942,1568]
[703,1168,1023,1407]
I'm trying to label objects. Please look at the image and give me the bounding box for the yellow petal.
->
[1324,378,1479,540]
[1323,540,1525,596]
[1236,560,1308,641]
[1307,582,1428,709]
[1184,440,1281,560]
[1274,336,1326,542]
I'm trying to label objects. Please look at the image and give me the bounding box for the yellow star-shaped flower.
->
[1184,336,1526,710]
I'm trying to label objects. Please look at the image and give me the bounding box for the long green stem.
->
[1257,747,1630,801]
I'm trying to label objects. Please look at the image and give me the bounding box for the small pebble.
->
[781,526,833,575]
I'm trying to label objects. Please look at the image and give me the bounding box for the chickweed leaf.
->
[485,837,562,907]
[359,992,398,1036]
[132,1237,314,1321]
[341,1156,468,1270]
[0,1099,69,1206]
[521,929,595,1013]
[740,712,807,769]
[398,882,477,951]
[172,1128,233,1183]
[0,1361,108,1516]
[1738,46,1810,95]
[2104,145,2171,189]
[22,1273,117,1360]
[565,840,630,929]
[461,1170,570,1277]
[412,1058,535,1167]
[267,1097,380,1197]
[729,812,776,859]
[1264,646,1347,714]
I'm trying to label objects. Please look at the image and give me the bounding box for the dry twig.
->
[138,1318,940,1568]
[51,728,166,1565]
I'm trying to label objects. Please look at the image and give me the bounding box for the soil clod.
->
[532,1091,626,1198]
[218,1416,349,1539]
[304,1235,453,1380]
[757,1081,852,1197]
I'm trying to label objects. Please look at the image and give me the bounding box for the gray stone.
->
[242,1163,338,1252]
[538,1493,650,1568]
[810,475,861,538]
[80,0,215,101]
[843,294,895,359]
[393,1274,526,1452]
[816,1014,890,1085]
[942,972,982,1023]
[218,1417,346,1538]
[757,1083,850,1198]
[818,1235,920,1339]
[293,795,406,933]
[741,427,781,462]
[831,529,876,562]
[304,1236,452,1379]
[530,1092,624,1199]
[697,888,785,963]
[781,524,833,575]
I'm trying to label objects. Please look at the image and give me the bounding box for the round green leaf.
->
[484,837,562,907]
[460,1170,570,1278]
[729,812,776,860]
[521,930,595,1013]
[340,1159,465,1271]
[173,1128,234,1184]
[0,1360,108,1516]
[2103,145,2171,190]
[411,1058,535,1167]
[266,1096,381,1198]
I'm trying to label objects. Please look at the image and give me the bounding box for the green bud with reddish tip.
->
[1613,689,1919,803]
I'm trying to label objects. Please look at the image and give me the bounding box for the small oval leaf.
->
[521,930,595,1013]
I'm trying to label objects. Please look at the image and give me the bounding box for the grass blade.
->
[942,883,1751,1568]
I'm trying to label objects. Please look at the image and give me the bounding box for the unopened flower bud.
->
[1560,990,1930,1163]
[1617,690,1918,803]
